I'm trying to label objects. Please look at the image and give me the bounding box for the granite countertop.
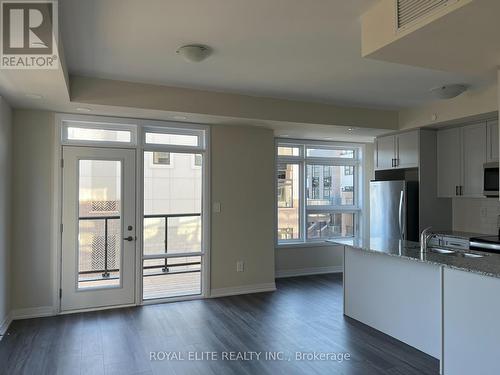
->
[328,237,500,279]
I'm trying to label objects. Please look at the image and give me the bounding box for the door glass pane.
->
[143,151,202,299]
[277,163,300,241]
[143,256,201,300]
[307,212,355,240]
[78,160,122,289]
[306,165,354,206]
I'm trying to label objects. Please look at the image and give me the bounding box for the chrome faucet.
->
[420,227,436,253]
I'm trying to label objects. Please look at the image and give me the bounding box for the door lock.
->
[124,236,136,242]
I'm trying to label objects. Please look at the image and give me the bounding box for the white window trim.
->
[276,138,364,247]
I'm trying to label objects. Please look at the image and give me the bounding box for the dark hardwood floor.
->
[0,274,439,375]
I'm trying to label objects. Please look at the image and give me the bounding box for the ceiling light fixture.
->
[25,93,43,99]
[76,107,92,112]
[172,115,187,120]
[430,84,467,100]
[176,44,212,63]
[348,128,353,132]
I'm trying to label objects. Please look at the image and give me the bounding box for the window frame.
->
[276,139,363,247]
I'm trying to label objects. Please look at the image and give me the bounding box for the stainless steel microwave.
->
[484,162,499,197]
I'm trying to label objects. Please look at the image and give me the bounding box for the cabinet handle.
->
[455,186,459,196]
[460,186,463,196]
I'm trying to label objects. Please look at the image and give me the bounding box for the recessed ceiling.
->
[60,0,491,110]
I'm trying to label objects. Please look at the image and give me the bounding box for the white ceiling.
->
[60,0,491,110]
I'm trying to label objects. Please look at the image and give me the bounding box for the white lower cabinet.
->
[344,247,500,375]
[344,248,442,359]
[443,268,500,375]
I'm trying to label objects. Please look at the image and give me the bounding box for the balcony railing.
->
[78,213,201,282]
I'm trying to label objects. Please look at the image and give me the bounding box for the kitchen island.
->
[330,238,500,375]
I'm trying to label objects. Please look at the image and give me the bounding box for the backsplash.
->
[452,198,500,235]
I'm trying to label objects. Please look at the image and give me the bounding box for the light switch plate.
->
[213,202,221,213]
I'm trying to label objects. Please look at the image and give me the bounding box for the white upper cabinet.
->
[437,122,488,198]
[396,131,419,169]
[375,130,418,170]
[487,120,499,162]
[375,135,396,170]
[437,128,462,198]
[462,123,486,197]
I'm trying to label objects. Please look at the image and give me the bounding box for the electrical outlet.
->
[236,261,244,272]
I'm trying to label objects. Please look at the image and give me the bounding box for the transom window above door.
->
[61,117,138,146]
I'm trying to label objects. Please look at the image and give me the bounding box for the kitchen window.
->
[276,140,362,245]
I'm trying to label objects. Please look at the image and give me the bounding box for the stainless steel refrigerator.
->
[370,180,419,241]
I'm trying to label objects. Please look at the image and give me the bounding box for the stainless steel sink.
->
[429,248,457,255]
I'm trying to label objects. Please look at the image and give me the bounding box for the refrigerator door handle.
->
[398,190,405,240]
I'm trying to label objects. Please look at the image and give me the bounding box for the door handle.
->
[123,236,136,242]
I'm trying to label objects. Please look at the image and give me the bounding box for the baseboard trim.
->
[275,266,343,278]
[0,312,12,339]
[210,282,276,298]
[11,306,55,320]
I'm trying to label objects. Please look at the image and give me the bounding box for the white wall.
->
[452,198,500,235]
[275,143,374,276]
[0,97,12,333]
[11,110,55,312]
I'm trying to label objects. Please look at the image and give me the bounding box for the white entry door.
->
[61,146,136,311]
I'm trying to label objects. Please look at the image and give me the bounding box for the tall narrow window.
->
[277,163,300,240]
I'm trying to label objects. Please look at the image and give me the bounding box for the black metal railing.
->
[144,213,201,274]
[78,213,201,282]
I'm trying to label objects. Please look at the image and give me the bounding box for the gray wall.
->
[11,110,55,312]
[0,97,12,331]
[210,125,275,291]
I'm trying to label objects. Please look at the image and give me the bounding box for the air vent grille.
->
[397,0,449,29]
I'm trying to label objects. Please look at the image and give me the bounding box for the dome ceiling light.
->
[176,44,212,62]
[430,84,467,100]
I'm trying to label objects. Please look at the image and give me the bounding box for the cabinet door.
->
[396,131,419,168]
[437,128,461,198]
[376,135,395,170]
[462,123,486,197]
[487,120,499,162]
